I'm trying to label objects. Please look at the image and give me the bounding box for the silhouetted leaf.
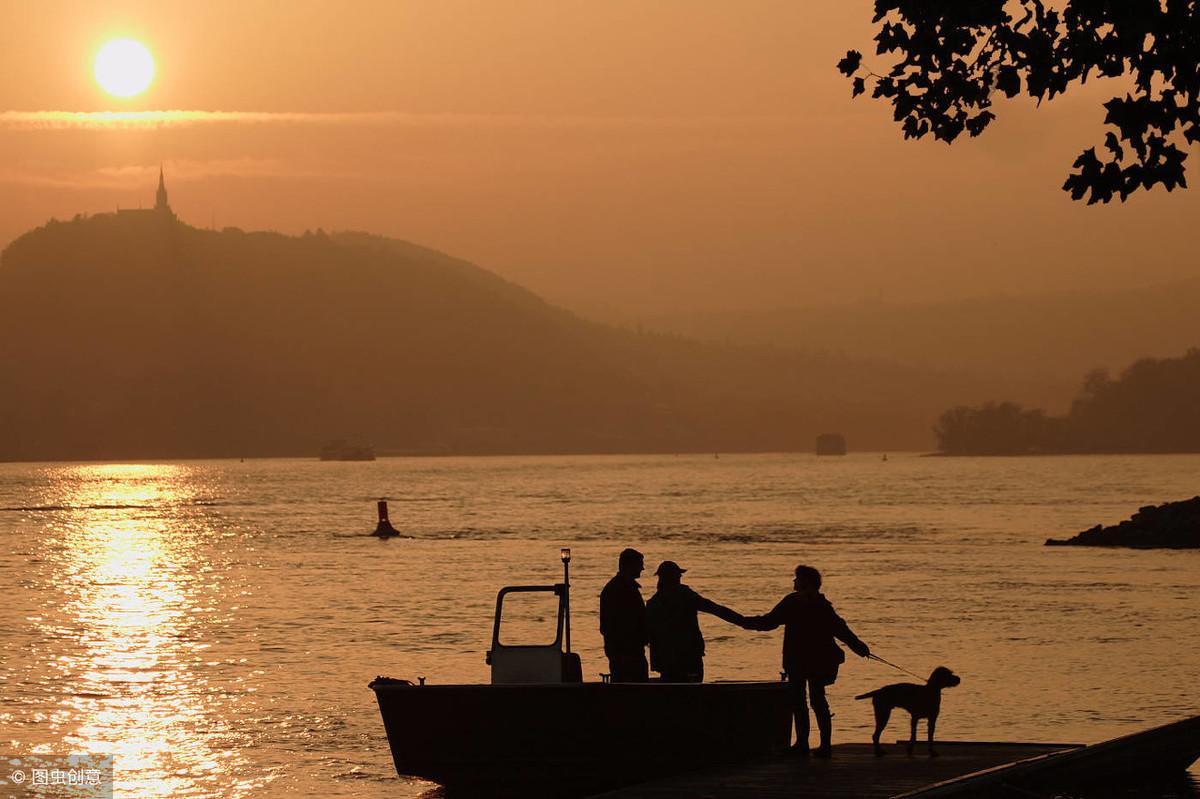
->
[837,50,862,77]
[996,66,1020,98]
[852,77,866,98]
[966,111,996,137]
[876,22,909,53]
[1104,132,1124,161]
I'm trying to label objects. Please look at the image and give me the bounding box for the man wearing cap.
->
[646,560,745,683]
[599,548,650,682]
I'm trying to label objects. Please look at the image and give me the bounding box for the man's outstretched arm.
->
[693,592,745,626]
[739,596,790,631]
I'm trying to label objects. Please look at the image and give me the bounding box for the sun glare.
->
[95,39,155,98]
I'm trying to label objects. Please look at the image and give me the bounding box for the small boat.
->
[319,440,376,461]
[900,714,1200,797]
[815,433,847,455]
[369,550,790,797]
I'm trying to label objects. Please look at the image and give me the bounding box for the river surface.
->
[1,453,1198,798]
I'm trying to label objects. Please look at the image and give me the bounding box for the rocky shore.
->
[1046,496,1200,548]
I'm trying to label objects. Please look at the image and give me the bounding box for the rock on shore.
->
[1046,496,1200,548]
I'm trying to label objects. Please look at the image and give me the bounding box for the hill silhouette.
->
[0,213,988,460]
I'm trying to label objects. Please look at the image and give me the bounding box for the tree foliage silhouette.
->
[840,1,1200,203]
[933,348,1200,453]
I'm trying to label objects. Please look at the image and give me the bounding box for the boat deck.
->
[587,741,1079,799]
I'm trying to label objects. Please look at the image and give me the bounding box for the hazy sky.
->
[3,1,1199,317]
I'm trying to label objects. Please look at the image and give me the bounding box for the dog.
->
[855,666,961,757]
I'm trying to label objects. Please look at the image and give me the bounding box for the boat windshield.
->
[496,590,561,647]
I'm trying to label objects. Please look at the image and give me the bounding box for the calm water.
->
[1,453,1198,798]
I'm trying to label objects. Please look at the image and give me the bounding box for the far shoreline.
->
[5,449,1200,467]
[0,449,907,466]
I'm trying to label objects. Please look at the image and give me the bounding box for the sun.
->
[95,39,155,98]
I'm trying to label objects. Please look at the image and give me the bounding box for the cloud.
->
[96,158,339,180]
[0,110,404,130]
[0,158,349,190]
[0,109,801,131]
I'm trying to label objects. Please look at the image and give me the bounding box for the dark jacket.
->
[599,573,647,657]
[743,592,868,679]
[646,583,742,674]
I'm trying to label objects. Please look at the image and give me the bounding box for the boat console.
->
[485,548,582,683]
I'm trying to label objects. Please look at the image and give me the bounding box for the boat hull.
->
[369,678,790,797]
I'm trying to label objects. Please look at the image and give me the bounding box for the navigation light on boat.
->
[561,547,571,563]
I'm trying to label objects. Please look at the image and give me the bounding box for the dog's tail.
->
[854,689,880,700]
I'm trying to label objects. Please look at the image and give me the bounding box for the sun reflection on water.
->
[30,464,252,798]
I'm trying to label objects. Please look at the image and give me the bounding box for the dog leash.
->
[869,654,926,681]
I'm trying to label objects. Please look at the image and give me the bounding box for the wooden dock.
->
[587,741,1080,799]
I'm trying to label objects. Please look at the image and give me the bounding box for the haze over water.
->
[1,453,1198,798]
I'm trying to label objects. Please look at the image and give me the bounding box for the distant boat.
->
[319,440,376,461]
[815,433,848,455]
[369,551,788,796]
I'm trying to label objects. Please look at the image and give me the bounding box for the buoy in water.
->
[373,499,401,537]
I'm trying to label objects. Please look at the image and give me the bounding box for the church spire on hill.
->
[115,165,176,219]
[155,164,171,214]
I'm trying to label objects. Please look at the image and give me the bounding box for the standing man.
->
[646,561,745,682]
[742,565,870,758]
[599,548,649,682]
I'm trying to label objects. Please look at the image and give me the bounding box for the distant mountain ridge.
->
[645,282,1200,413]
[0,213,995,460]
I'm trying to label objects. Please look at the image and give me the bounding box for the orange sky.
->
[2,1,1198,318]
